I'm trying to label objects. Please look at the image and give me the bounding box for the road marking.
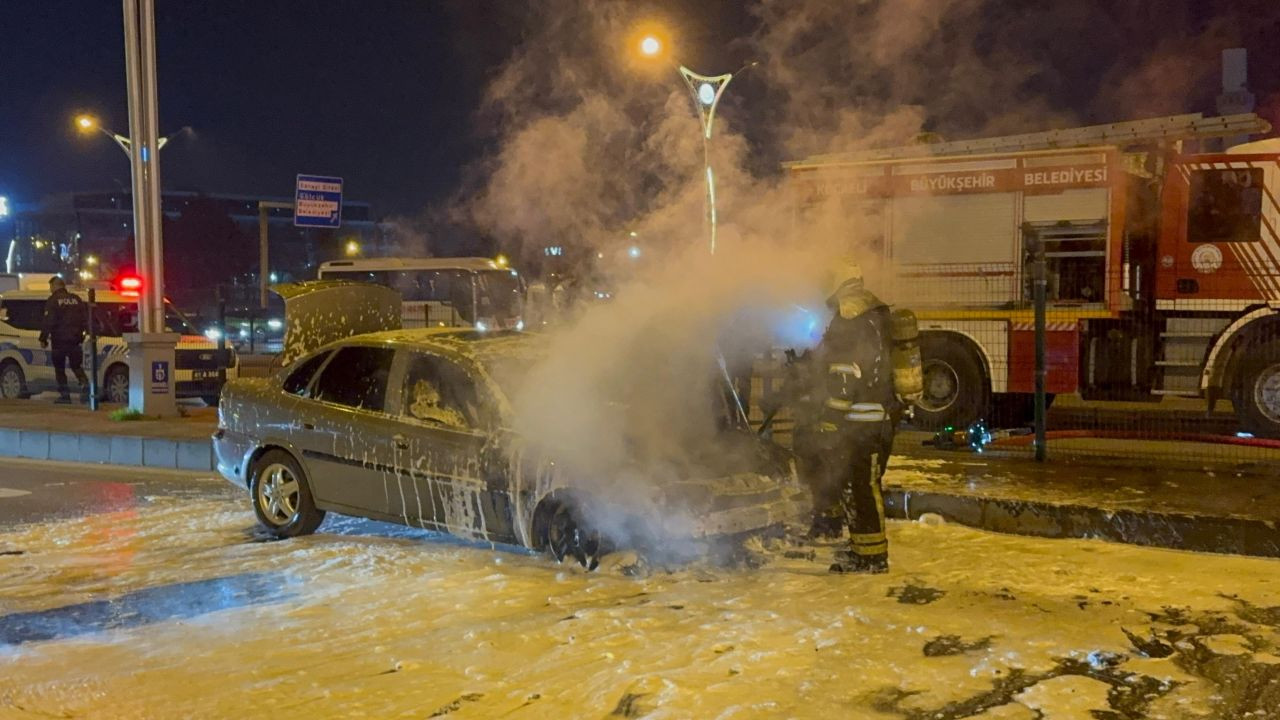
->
[0,488,32,498]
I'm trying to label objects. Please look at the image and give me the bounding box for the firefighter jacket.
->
[40,288,88,347]
[814,284,896,432]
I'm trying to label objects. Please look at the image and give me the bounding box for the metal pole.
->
[216,291,227,385]
[138,0,165,334]
[1031,231,1048,462]
[122,0,150,316]
[87,289,99,411]
[258,203,269,309]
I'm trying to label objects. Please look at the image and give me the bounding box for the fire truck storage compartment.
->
[1023,220,1108,304]
[890,192,1018,306]
[1079,318,1157,401]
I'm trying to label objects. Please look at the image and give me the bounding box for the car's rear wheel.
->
[542,501,602,570]
[0,361,27,399]
[103,364,129,404]
[250,450,325,538]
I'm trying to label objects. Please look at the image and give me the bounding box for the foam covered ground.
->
[2,491,1278,718]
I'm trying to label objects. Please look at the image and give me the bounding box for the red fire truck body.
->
[786,114,1280,436]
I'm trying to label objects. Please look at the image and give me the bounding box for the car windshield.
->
[92,302,197,337]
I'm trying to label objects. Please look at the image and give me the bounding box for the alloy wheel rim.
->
[257,463,301,526]
[107,372,128,403]
[0,369,20,398]
[1255,362,1280,424]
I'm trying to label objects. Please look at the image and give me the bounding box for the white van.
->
[317,257,525,331]
[0,287,237,403]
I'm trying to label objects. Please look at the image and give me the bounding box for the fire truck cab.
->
[787,113,1280,437]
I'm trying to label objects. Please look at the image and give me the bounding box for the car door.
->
[291,344,403,520]
[393,351,512,542]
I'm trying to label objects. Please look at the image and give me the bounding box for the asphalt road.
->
[0,458,233,528]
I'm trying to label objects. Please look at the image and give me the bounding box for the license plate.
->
[191,370,221,380]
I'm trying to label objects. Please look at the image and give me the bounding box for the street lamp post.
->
[75,114,184,159]
[639,35,755,256]
[121,0,178,417]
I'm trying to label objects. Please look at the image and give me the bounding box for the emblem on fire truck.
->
[1191,244,1223,274]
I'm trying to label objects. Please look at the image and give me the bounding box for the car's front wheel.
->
[250,450,325,538]
[540,500,603,570]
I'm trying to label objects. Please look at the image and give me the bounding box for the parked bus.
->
[316,257,525,331]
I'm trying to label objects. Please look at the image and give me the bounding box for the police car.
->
[0,282,236,403]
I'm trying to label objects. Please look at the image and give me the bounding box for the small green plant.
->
[108,407,145,422]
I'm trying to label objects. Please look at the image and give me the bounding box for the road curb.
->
[884,488,1280,558]
[0,428,213,471]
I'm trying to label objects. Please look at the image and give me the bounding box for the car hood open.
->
[274,280,402,366]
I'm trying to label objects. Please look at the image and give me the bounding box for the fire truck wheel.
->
[1239,340,1280,439]
[913,336,988,431]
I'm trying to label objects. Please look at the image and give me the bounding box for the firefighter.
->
[793,261,899,574]
[39,276,90,404]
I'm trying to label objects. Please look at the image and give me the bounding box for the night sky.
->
[1,1,1276,220]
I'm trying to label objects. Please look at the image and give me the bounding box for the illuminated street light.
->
[634,28,756,255]
[85,254,99,266]
[628,246,642,259]
[73,113,188,159]
[344,239,361,257]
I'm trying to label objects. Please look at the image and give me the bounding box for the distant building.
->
[6,191,383,309]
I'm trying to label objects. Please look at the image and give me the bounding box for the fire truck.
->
[786,113,1280,437]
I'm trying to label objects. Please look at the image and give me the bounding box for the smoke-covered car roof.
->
[349,328,545,367]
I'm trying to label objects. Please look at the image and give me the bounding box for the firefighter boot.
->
[55,390,73,405]
[829,548,889,574]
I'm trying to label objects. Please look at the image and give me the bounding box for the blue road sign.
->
[150,360,170,394]
[294,174,343,228]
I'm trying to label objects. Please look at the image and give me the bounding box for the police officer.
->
[39,276,90,404]
[793,262,898,574]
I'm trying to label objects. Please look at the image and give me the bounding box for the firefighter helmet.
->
[825,260,863,299]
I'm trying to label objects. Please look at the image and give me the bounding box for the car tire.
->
[1239,339,1280,439]
[539,499,602,570]
[250,450,325,538]
[912,336,988,431]
[103,364,130,404]
[0,361,27,399]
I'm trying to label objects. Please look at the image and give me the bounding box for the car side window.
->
[401,353,481,430]
[0,300,45,331]
[282,350,332,397]
[312,346,395,412]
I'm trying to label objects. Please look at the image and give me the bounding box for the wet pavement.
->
[2,458,1280,717]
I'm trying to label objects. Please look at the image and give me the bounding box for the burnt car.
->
[214,323,801,568]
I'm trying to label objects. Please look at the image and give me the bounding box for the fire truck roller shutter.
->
[913,332,990,431]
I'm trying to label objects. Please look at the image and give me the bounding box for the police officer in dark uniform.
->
[39,276,90,403]
[792,262,898,574]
